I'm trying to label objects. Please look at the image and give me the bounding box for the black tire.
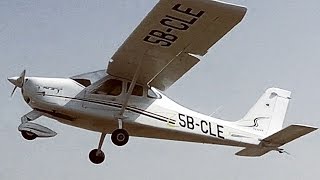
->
[21,131,37,140]
[89,149,105,164]
[111,129,129,146]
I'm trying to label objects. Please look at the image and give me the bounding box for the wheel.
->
[89,149,105,164]
[21,130,37,140]
[111,129,129,146]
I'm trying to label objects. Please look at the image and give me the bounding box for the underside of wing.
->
[108,0,247,90]
[235,147,271,157]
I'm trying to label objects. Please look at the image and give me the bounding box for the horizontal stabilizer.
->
[262,124,317,147]
[236,124,317,157]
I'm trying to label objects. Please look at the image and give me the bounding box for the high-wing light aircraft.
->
[8,0,317,164]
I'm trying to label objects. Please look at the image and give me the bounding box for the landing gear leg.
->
[89,133,106,164]
[118,118,123,129]
[111,119,129,146]
[20,110,43,123]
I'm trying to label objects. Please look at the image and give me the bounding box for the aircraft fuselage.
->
[20,75,261,148]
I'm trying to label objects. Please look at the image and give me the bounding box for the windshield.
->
[70,70,106,85]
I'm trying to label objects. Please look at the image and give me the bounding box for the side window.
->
[93,79,122,96]
[127,83,143,96]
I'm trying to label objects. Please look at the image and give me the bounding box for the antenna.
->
[209,105,223,117]
[278,148,291,156]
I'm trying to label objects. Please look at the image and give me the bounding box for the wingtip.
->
[292,124,318,131]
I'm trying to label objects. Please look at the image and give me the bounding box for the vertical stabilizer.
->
[235,88,291,137]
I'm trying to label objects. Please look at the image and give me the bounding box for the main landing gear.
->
[89,133,106,164]
[111,128,129,146]
[90,63,138,164]
[88,119,130,164]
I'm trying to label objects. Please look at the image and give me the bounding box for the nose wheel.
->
[21,130,37,140]
[111,129,129,146]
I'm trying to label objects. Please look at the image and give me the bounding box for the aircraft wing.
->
[107,0,247,91]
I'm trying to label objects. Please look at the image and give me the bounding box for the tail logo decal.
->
[240,117,269,128]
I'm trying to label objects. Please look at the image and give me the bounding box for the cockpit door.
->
[82,78,125,112]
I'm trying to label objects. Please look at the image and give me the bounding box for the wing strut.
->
[116,58,143,128]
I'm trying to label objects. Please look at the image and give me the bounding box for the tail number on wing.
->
[143,4,204,47]
[178,113,224,139]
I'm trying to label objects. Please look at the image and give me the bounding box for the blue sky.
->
[1,0,319,179]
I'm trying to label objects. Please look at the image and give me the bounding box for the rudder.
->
[235,88,291,137]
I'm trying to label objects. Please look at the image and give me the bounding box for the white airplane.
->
[8,0,316,164]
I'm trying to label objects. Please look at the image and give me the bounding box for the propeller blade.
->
[20,69,26,78]
[17,69,26,87]
[10,86,18,97]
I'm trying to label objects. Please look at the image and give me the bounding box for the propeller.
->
[8,70,26,97]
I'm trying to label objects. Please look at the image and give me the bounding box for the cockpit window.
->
[72,78,91,87]
[147,88,162,99]
[127,83,143,96]
[93,79,122,96]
